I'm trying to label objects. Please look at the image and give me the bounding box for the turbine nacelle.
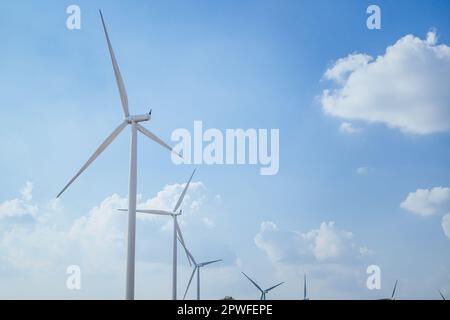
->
[125,113,151,124]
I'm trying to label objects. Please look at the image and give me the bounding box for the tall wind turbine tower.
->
[119,169,196,299]
[57,11,179,300]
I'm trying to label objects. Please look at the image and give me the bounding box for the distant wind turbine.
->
[179,239,222,300]
[303,274,309,300]
[438,290,446,300]
[56,10,180,300]
[380,280,398,300]
[119,169,196,300]
[242,272,284,300]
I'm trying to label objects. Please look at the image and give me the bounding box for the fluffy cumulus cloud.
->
[0,180,208,261]
[0,180,223,298]
[253,221,373,299]
[312,222,354,259]
[136,181,205,220]
[400,187,450,216]
[0,190,120,272]
[401,186,450,239]
[0,181,37,219]
[321,31,450,134]
[254,221,369,263]
[20,182,33,202]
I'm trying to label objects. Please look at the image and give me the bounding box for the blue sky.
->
[0,0,450,299]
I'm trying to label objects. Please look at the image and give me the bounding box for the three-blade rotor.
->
[242,272,284,300]
[56,11,178,199]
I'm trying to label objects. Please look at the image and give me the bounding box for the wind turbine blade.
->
[175,220,186,245]
[137,124,181,157]
[177,229,196,266]
[391,280,398,299]
[173,169,196,212]
[117,209,172,216]
[201,259,222,267]
[177,235,192,267]
[183,267,197,300]
[266,282,284,292]
[242,272,263,292]
[136,209,172,216]
[57,121,127,198]
[175,220,192,266]
[99,10,129,117]
[439,290,446,300]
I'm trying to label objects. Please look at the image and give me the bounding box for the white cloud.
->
[324,53,372,84]
[0,182,37,219]
[0,179,233,298]
[426,30,437,45]
[321,31,450,134]
[136,181,205,221]
[442,213,450,239]
[68,194,126,246]
[0,180,212,275]
[339,122,360,134]
[254,221,366,263]
[20,181,33,202]
[253,221,373,299]
[311,222,353,260]
[1,224,69,270]
[400,187,450,216]
[442,213,450,238]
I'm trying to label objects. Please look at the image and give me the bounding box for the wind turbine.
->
[119,169,196,300]
[242,272,284,300]
[438,290,446,300]
[56,10,180,300]
[178,239,222,300]
[380,280,398,300]
[303,274,309,300]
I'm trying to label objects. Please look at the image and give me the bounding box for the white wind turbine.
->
[118,169,196,300]
[178,239,222,300]
[56,10,179,300]
[242,272,284,300]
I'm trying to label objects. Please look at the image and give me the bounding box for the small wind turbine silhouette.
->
[303,274,309,300]
[178,238,222,300]
[56,11,179,300]
[242,272,284,300]
[119,169,196,300]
